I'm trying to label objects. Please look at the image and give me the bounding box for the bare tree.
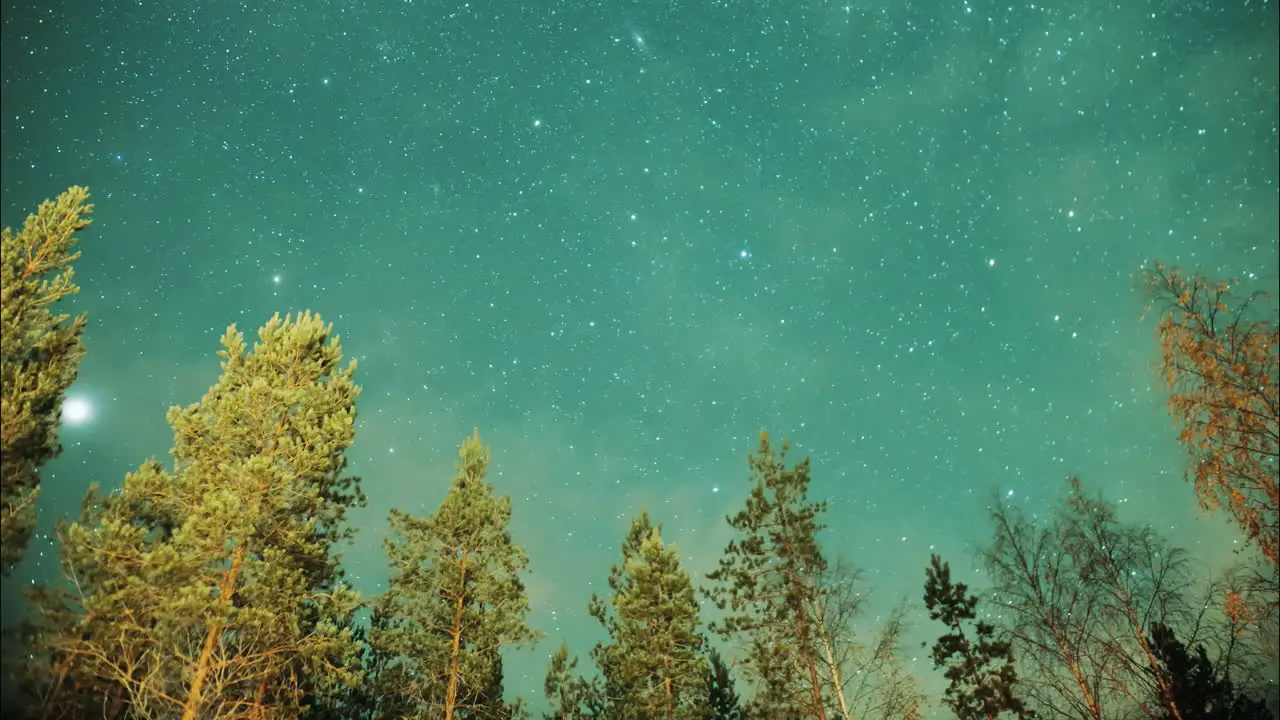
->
[983,492,1109,720]
[1056,478,1195,718]
[806,557,924,720]
[985,477,1278,720]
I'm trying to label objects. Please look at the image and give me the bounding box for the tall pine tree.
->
[1,186,93,575]
[705,431,830,720]
[589,511,710,720]
[923,553,1032,720]
[21,311,366,719]
[365,429,539,720]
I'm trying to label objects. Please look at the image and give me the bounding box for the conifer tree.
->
[543,642,603,720]
[21,311,366,719]
[1148,622,1272,720]
[705,431,830,720]
[589,511,710,720]
[705,646,746,720]
[1,186,93,575]
[365,429,539,720]
[923,553,1032,720]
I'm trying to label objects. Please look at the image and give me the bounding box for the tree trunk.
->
[444,548,471,720]
[814,611,849,720]
[182,543,247,720]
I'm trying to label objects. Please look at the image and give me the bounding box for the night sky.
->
[2,0,1277,714]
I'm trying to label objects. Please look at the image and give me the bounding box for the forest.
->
[2,187,1277,719]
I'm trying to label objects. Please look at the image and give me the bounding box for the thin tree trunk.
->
[444,548,471,720]
[814,610,849,720]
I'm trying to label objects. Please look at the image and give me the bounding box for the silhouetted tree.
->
[705,646,746,720]
[1142,262,1279,567]
[982,478,1201,720]
[1,186,93,575]
[706,431,829,720]
[1148,622,1271,720]
[923,553,1033,719]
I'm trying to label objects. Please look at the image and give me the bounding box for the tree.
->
[543,643,603,720]
[705,646,746,720]
[1,186,93,575]
[982,477,1210,720]
[21,311,367,719]
[1142,262,1279,566]
[1058,477,1199,718]
[1148,622,1271,720]
[923,553,1032,720]
[365,429,539,720]
[808,557,924,720]
[705,431,829,720]
[589,511,710,720]
[302,623,377,720]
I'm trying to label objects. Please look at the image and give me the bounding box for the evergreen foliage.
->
[1148,622,1272,720]
[588,511,710,720]
[705,431,830,720]
[20,311,366,719]
[365,429,539,720]
[705,646,746,720]
[0,186,93,575]
[543,642,604,720]
[923,553,1033,720]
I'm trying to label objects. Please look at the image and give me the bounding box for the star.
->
[62,396,93,426]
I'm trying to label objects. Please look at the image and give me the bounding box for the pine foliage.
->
[705,431,830,720]
[365,429,538,720]
[588,511,710,720]
[21,311,366,719]
[705,646,746,720]
[0,185,93,575]
[1148,622,1272,720]
[543,642,603,720]
[923,553,1032,720]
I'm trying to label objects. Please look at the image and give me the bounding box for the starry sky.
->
[1,0,1277,714]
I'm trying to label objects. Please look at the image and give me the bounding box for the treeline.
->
[1,188,1277,720]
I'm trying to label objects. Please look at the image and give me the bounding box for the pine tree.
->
[1148,623,1272,720]
[705,431,830,720]
[923,553,1032,720]
[589,511,710,720]
[543,642,603,720]
[705,646,746,720]
[1,186,93,575]
[366,429,539,720]
[302,623,376,720]
[21,311,366,719]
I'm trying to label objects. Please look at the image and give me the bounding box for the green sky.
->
[2,0,1276,714]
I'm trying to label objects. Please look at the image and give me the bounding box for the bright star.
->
[63,396,93,426]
